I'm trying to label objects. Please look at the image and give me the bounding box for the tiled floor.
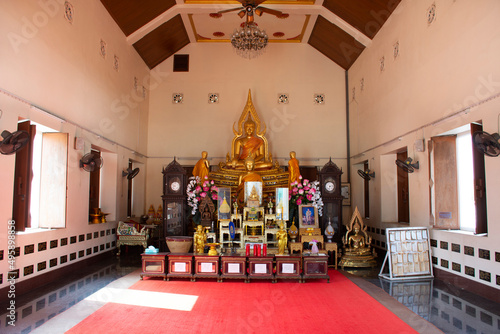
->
[1,250,499,334]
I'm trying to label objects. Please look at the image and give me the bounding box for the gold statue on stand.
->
[276,222,288,255]
[193,224,207,253]
[340,207,377,269]
[193,151,210,181]
[288,151,300,185]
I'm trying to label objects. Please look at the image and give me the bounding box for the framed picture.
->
[244,181,262,205]
[341,183,351,206]
[217,187,231,220]
[298,205,318,228]
[275,187,289,221]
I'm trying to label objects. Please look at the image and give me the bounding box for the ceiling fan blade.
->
[256,6,283,17]
[217,7,243,14]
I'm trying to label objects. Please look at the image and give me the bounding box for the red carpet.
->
[67,270,417,334]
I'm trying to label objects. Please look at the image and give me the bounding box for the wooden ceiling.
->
[100,0,401,70]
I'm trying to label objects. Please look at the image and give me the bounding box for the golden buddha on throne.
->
[340,207,377,269]
[210,90,288,198]
[223,91,274,170]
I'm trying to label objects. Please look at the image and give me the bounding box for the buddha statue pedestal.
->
[339,207,377,269]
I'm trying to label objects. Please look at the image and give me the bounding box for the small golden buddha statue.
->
[288,151,300,185]
[248,185,259,201]
[339,207,377,268]
[193,151,210,181]
[276,222,288,255]
[193,224,207,253]
[346,223,372,255]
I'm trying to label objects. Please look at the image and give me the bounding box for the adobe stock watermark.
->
[7,0,67,54]
[267,105,297,136]
[236,282,300,334]
[7,220,17,327]
[89,66,171,139]
[432,73,500,135]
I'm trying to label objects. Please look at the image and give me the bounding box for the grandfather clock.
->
[318,158,343,243]
[162,158,188,239]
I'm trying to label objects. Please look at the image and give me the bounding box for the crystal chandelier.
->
[231,22,268,59]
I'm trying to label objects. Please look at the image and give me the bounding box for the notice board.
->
[379,227,433,280]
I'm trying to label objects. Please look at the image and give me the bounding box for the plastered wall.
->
[348,0,500,289]
[0,0,148,289]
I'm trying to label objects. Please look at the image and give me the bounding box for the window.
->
[13,120,68,231]
[429,122,487,234]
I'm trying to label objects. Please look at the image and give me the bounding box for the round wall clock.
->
[324,178,336,193]
[170,177,181,192]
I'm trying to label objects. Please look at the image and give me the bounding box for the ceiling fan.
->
[217,0,283,23]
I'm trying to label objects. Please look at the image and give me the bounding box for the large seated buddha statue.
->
[339,207,377,269]
[209,90,289,197]
[224,90,274,170]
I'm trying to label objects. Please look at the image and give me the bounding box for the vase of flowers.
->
[289,176,324,224]
[187,176,218,224]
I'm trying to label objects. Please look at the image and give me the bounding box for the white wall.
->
[0,0,148,289]
[145,42,347,209]
[348,0,500,289]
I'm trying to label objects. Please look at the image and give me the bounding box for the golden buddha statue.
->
[193,224,207,253]
[288,151,300,185]
[339,207,377,269]
[223,90,274,171]
[230,116,273,169]
[193,151,210,181]
[276,222,288,255]
[347,223,371,255]
[209,90,290,205]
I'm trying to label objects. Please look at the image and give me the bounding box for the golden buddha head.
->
[244,117,256,136]
[201,151,208,158]
[290,151,296,159]
[244,156,256,171]
[196,224,203,232]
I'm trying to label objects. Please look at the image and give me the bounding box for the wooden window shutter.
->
[431,135,459,229]
[12,121,36,231]
[39,132,68,228]
[470,123,487,234]
[397,150,409,223]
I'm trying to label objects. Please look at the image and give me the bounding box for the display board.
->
[379,227,433,280]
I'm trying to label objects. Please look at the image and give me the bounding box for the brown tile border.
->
[433,267,500,303]
[0,250,114,297]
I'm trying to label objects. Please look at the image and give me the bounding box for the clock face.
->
[171,181,180,191]
[325,181,335,193]
[169,177,181,192]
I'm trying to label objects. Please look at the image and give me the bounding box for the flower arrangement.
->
[289,176,324,216]
[186,176,218,216]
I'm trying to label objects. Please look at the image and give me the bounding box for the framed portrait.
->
[298,205,318,228]
[341,183,351,206]
[217,187,231,220]
[275,187,289,221]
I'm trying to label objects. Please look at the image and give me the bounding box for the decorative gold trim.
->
[184,0,315,4]
[190,14,310,43]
